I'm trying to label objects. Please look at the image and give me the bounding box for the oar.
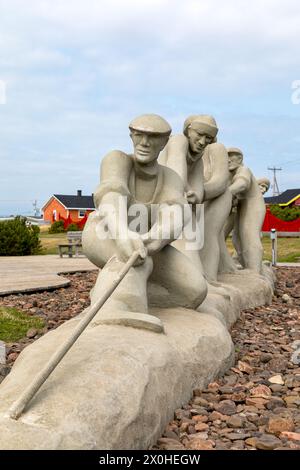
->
[8,250,140,420]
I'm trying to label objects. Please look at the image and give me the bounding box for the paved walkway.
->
[0,255,97,295]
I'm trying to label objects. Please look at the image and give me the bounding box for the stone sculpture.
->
[82,114,207,333]
[159,115,232,282]
[0,113,275,451]
[257,177,271,195]
[223,147,266,273]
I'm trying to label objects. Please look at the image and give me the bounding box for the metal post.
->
[271,228,277,266]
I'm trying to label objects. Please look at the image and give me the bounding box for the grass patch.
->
[226,236,300,263]
[0,306,45,342]
[39,232,68,255]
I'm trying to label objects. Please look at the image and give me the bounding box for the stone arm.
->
[229,167,252,197]
[141,169,189,255]
[203,143,230,200]
[159,134,189,191]
[93,150,146,263]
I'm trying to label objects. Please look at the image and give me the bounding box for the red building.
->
[263,188,300,233]
[42,190,95,227]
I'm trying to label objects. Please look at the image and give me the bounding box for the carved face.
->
[228,153,243,171]
[259,183,269,194]
[187,127,213,156]
[130,130,168,164]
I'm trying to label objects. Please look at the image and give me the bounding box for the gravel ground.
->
[0,267,299,451]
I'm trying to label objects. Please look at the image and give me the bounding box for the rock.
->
[157,438,185,450]
[219,386,233,394]
[209,411,227,422]
[186,438,215,450]
[194,422,209,432]
[291,350,300,366]
[261,353,273,363]
[268,358,288,373]
[267,415,295,436]
[266,397,285,410]
[230,440,245,450]
[227,432,251,441]
[250,384,272,399]
[284,396,300,407]
[193,397,209,408]
[286,281,294,288]
[291,340,300,350]
[163,430,180,441]
[7,352,18,362]
[175,409,191,420]
[192,415,208,423]
[214,400,237,416]
[280,432,300,442]
[246,397,268,408]
[26,328,38,339]
[270,384,283,393]
[269,375,284,385]
[237,361,253,374]
[231,391,247,403]
[246,434,282,450]
[227,416,243,428]
[282,294,292,304]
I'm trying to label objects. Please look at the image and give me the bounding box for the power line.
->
[268,166,282,197]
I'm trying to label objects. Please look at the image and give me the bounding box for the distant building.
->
[263,188,300,234]
[42,190,95,224]
[264,188,300,207]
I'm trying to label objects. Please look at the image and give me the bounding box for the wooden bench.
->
[58,231,83,258]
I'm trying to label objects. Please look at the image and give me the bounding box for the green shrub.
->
[48,220,65,233]
[67,223,80,231]
[0,217,41,256]
[270,204,300,221]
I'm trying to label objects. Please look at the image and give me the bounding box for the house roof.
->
[265,188,300,206]
[53,194,95,210]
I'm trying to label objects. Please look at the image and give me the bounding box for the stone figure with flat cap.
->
[257,177,271,195]
[82,114,208,333]
[159,115,232,283]
[221,147,266,273]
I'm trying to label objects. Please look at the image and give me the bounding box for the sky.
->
[0,0,300,215]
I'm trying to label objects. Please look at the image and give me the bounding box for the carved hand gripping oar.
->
[8,251,140,420]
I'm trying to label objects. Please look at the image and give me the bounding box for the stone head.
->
[227,147,243,172]
[257,177,271,195]
[183,115,218,156]
[129,114,171,165]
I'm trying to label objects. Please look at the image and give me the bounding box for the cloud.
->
[0,0,299,213]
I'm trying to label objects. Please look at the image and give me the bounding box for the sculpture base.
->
[0,267,274,450]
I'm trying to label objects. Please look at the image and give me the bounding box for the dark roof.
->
[265,188,300,205]
[54,194,95,209]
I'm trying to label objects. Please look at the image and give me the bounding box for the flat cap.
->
[129,114,171,135]
[227,147,243,157]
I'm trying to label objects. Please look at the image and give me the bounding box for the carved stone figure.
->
[224,147,266,273]
[82,114,207,333]
[159,115,232,282]
[257,177,271,195]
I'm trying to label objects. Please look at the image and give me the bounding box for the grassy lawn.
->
[0,306,45,342]
[39,232,68,255]
[39,230,300,262]
[226,236,300,263]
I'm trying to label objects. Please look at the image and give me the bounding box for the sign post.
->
[271,228,277,266]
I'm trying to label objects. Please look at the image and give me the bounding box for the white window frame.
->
[78,210,86,218]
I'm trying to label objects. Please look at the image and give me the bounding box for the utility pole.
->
[268,167,282,197]
[32,200,40,217]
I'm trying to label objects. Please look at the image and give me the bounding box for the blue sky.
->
[0,0,299,215]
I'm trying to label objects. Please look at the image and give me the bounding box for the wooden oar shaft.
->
[8,251,140,420]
